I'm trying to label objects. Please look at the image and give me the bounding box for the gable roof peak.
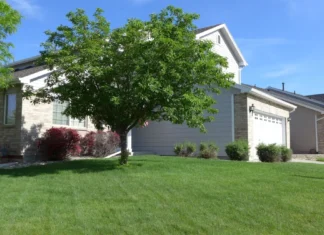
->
[194,24,224,34]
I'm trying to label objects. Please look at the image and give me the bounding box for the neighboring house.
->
[1,57,100,161]
[132,24,296,160]
[263,87,324,154]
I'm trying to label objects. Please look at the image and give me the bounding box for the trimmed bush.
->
[199,142,218,159]
[80,131,120,157]
[257,143,281,162]
[174,142,197,157]
[40,127,81,161]
[225,139,249,161]
[280,146,293,162]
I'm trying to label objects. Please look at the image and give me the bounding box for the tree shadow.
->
[293,175,324,180]
[21,119,43,162]
[0,159,143,178]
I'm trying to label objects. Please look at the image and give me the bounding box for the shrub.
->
[80,131,120,157]
[225,139,249,161]
[174,141,197,157]
[80,131,96,156]
[40,128,81,161]
[199,142,218,159]
[257,143,281,162]
[317,157,324,162]
[280,146,293,162]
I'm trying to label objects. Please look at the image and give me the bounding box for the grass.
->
[317,157,324,162]
[0,156,323,234]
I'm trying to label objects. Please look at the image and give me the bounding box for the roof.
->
[266,87,324,114]
[13,65,46,79]
[307,94,324,103]
[194,24,223,34]
[9,24,248,80]
[7,55,40,68]
[235,84,296,111]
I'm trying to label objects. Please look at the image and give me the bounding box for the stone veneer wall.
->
[0,86,23,156]
[234,93,248,141]
[234,93,292,158]
[246,94,291,148]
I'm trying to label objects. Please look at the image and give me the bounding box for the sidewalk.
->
[291,159,324,165]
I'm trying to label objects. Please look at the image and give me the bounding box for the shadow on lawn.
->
[293,175,324,180]
[0,159,143,178]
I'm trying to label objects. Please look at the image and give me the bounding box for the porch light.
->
[288,117,291,122]
[249,104,255,113]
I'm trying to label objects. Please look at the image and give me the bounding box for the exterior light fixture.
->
[249,104,255,113]
[288,117,291,122]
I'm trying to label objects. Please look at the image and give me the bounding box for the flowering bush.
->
[39,128,81,161]
[80,131,120,157]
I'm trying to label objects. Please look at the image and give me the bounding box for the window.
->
[218,35,221,44]
[5,94,16,125]
[70,118,86,127]
[53,100,69,125]
[53,100,86,127]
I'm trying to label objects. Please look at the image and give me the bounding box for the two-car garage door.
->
[251,112,286,161]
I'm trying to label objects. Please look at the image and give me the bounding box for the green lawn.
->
[0,156,323,235]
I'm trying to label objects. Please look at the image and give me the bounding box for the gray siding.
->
[290,105,317,153]
[132,88,239,156]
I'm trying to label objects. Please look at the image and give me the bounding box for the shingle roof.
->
[10,25,223,79]
[194,24,223,34]
[13,65,46,79]
[243,83,324,112]
[306,94,324,103]
[8,55,40,67]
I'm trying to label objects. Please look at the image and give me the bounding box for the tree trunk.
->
[119,131,129,165]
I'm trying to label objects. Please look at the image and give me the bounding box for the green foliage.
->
[317,157,324,162]
[257,143,281,162]
[225,139,249,161]
[174,141,197,157]
[199,141,218,159]
[280,146,293,162]
[0,1,21,88]
[24,6,234,164]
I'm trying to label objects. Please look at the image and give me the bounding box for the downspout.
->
[315,115,319,153]
[315,115,324,153]
[231,94,235,141]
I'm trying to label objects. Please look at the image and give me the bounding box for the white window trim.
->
[52,101,88,128]
[4,93,17,126]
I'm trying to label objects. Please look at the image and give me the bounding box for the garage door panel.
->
[252,112,286,161]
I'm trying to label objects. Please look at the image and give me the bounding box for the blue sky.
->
[6,0,324,95]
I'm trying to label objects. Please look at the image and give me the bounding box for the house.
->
[132,24,296,160]
[262,87,324,154]
[0,56,97,161]
[1,24,296,162]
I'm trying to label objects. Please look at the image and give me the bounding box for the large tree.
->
[0,0,21,88]
[26,6,234,164]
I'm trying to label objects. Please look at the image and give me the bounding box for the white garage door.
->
[251,113,286,161]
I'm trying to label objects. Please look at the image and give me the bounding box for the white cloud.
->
[264,64,298,78]
[8,0,42,19]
